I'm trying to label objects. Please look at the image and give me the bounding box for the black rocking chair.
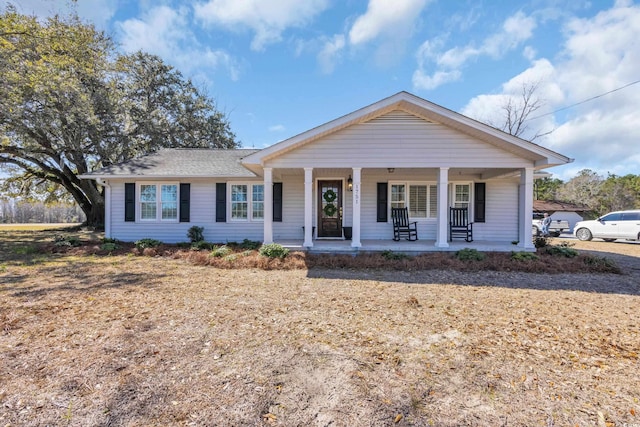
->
[449,207,473,242]
[391,207,418,241]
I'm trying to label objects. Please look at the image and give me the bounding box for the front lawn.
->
[1,229,639,426]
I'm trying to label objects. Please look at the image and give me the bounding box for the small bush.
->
[53,235,81,247]
[381,250,410,261]
[511,251,538,262]
[223,254,238,262]
[259,243,289,259]
[210,245,232,258]
[187,226,205,243]
[191,241,214,251]
[533,235,550,249]
[100,242,119,252]
[545,245,579,258]
[135,238,162,250]
[102,237,119,244]
[582,255,620,273]
[454,248,486,261]
[240,239,262,250]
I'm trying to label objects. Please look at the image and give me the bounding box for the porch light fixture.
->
[387,168,395,173]
[347,175,353,191]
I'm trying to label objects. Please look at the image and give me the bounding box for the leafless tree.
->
[497,81,553,141]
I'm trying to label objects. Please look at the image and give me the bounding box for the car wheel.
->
[603,238,616,242]
[532,226,540,236]
[576,228,593,241]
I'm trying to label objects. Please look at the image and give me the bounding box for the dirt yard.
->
[1,230,639,426]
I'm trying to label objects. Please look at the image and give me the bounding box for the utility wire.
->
[526,79,640,121]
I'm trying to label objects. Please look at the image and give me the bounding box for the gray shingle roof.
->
[82,149,260,178]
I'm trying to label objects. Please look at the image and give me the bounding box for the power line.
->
[526,79,640,121]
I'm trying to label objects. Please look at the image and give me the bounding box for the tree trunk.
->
[79,193,105,229]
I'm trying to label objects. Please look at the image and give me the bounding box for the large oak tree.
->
[1,8,238,226]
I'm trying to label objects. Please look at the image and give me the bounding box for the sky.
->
[8,0,640,181]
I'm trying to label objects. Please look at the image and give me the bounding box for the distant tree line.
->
[535,170,640,216]
[0,198,85,224]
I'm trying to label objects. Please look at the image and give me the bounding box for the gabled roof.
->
[80,149,259,179]
[242,91,572,168]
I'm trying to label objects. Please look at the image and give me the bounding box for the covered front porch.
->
[277,238,526,253]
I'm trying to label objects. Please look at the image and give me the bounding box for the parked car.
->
[574,210,640,242]
[532,214,569,237]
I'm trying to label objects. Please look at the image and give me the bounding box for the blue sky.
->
[10,0,640,181]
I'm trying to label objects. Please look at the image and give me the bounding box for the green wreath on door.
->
[323,189,337,203]
[323,203,337,216]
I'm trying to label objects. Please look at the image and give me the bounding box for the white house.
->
[80,92,572,251]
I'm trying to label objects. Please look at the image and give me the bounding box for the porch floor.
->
[276,239,527,253]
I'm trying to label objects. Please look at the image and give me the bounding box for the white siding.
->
[475,180,519,242]
[110,179,263,243]
[108,173,520,244]
[268,111,530,169]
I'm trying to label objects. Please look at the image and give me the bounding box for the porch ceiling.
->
[274,167,520,180]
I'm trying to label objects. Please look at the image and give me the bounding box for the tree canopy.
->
[0,7,238,226]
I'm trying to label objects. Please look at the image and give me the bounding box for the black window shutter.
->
[273,182,283,222]
[179,183,190,222]
[377,182,388,222]
[124,183,135,222]
[474,182,486,223]
[216,183,226,222]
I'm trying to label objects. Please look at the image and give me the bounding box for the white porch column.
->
[435,167,450,248]
[303,167,314,247]
[351,167,362,248]
[519,167,535,249]
[263,168,273,244]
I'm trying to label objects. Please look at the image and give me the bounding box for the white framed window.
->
[138,182,179,222]
[390,182,438,219]
[230,183,264,221]
[453,183,471,209]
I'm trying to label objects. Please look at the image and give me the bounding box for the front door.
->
[318,180,342,238]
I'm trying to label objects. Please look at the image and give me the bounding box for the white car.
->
[574,210,640,242]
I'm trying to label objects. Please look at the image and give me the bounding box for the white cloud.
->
[268,124,285,132]
[413,11,537,90]
[461,2,640,180]
[317,34,346,74]
[348,0,430,45]
[194,0,329,51]
[412,69,461,91]
[116,6,241,81]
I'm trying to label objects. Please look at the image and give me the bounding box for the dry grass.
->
[1,230,639,426]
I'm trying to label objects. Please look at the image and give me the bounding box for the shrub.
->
[53,235,81,247]
[533,235,550,249]
[259,243,289,259]
[191,241,214,251]
[240,239,262,250]
[187,226,205,243]
[511,251,538,262]
[381,250,410,261]
[454,248,485,261]
[102,237,119,244]
[100,242,119,252]
[210,245,232,258]
[582,255,620,272]
[545,244,579,258]
[135,238,162,250]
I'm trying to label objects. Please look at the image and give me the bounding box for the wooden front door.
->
[318,180,342,238]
